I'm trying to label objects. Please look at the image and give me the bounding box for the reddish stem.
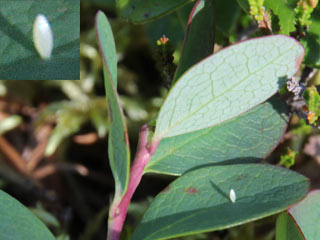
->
[107,124,160,240]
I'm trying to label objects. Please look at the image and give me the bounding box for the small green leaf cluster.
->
[294,0,319,27]
[303,86,320,125]
[248,0,265,21]
[279,148,298,168]
[291,119,313,135]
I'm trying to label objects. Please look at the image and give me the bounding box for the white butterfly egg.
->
[229,189,236,203]
[33,14,53,59]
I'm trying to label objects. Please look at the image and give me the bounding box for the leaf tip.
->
[187,0,204,25]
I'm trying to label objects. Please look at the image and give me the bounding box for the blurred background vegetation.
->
[0,0,319,239]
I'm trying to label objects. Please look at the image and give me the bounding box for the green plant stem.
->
[107,125,160,240]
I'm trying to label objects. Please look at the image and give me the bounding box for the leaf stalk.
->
[107,124,159,240]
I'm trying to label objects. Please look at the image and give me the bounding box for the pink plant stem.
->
[107,124,160,240]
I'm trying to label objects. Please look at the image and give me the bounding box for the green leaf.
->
[95,11,130,199]
[303,86,320,124]
[262,0,296,35]
[289,190,320,240]
[301,4,320,68]
[276,212,304,240]
[279,148,297,168]
[43,101,88,156]
[146,97,288,175]
[95,12,117,85]
[238,0,296,35]
[57,234,70,240]
[0,0,80,80]
[154,35,304,139]
[173,0,215,84]
[83,0,115,8]
[117,0,192,23]
[0,190,55,240]
[133,164,309,240]
[214,0,240,35]
[0,115,22,135]
[30,204,60,228]
[236,0,250,13]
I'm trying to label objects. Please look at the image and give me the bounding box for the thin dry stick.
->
[33,163,89,179]
[26,125,53,171]
[0,136,28,175]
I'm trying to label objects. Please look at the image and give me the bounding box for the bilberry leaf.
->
[289,190,320,240]
[0,190,55,240]
[154,35,304,139]
[146,97,288,175]
[117,0,192,23]
[133,164,309,240]
[95,11,130,200]
[276,212,304,240]
[173,0,215,84]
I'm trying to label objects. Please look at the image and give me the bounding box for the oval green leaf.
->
[133,164,309,240]
[289,190,320,240]
[146,97,288,175]
[154,35,304,139]
[214,0,240,35]
[95,11,130,200]
[173,0,215,84]
[117,0,192,23]
[276,212,304,240]
[0,190,55,240]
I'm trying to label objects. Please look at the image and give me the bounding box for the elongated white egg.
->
[229,189,236,203]
[33,14,53,59]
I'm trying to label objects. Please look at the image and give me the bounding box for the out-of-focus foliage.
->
[237,0,320,68]
[294,0,318,27]
[291,119,313,135]
[0,115,22,135]
[30,202,60,228]
[276,212,304,240]
[37,80,109,156]
[303,86,320,125]
[279,148,298,168]
[248,0,265,21]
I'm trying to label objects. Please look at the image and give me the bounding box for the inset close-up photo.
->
[0,0,80,80]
